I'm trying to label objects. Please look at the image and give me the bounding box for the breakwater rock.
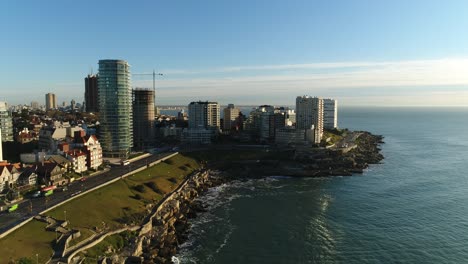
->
[126,169,224,264]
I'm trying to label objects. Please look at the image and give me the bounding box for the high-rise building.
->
[85,74,99,112]
[223,104,240,131]
[296,96,323,144]
[45,93,57,110]
[132,88,155,150]
[70,99,76,110]
[0,102,13,142]
[98,59,133,158]
[0,128,2,161]
[323,99,338,129]
[188,101,220,129]
[30,101,39,110]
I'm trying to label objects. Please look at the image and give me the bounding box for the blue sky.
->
[1,0,468,106]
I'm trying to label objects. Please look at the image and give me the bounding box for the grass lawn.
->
[46,154,199,230]
[0,154,200,263]
[0,220,55,264]
[78,231,137,263]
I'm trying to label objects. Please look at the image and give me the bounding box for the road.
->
[0,152,175,234]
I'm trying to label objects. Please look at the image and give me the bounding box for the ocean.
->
[177,107,468,263]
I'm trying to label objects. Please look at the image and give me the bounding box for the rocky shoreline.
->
[104,131,384,263]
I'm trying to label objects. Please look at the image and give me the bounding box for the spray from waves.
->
[176,177,306,263]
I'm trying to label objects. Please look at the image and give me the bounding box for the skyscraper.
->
[132,88,155,150]
[296,96,323,144]
[223,104,240,131]
[30,101,39,110]
[85,74,99,112]
[188,101,220,129]
[0,102,13,142]
[323,99,338,129]
[70,99,76,110]
[98,59,133,158]
[45,93,57,110]
[0,128,3,161]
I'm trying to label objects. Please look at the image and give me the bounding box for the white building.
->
[74,135,103,170]
[186,101,220,144]
[66,150,88,173]
[0,102,13,142]
[38,123,84,152]
[295,96,324,144]
[275,127,316,146]
[188,101,220,129]
[323,99,338,129]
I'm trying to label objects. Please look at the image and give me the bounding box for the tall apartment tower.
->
[0,128,3,161]
[296,96,323,144]
[98,59,133,158]
[45,93,57,110]
[70,99,76,110]
[323,99,338,129]
[132,88,155,150]
[85,74,99,112]
[188,101,220,129]
[223,104,240,131]
[0,102,13,142]
[30,101,39,109]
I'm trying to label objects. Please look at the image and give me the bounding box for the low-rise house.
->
[36,162,68,186]
[0,164,21,191]
[17,167,38,188]
[46,155,71,172]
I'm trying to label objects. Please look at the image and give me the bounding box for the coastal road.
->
[0,152,176,235]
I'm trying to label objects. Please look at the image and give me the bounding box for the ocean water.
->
[177,107,468,264]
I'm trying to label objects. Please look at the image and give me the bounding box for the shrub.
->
[134,184,146,193]
[167,177,178,184]
[179,165,188,171]
[133,194,142,200]
[164,159,174,165]
[145,182,163,194]
[17,258,34,264]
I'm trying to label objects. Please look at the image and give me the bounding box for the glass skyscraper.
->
[98,60,133,158]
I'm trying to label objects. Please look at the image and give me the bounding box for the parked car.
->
[31,191,41,198]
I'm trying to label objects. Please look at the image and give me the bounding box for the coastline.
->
[104,131,384,263]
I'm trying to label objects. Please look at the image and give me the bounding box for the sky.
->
[1,0,468,107]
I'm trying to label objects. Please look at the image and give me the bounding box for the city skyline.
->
[2,1,468,106]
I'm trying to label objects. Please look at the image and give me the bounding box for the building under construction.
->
[132,88,155,150]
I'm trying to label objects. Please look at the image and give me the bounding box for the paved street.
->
[0,152,175,234]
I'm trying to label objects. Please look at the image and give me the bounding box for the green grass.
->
[0,220,55,264]
[79,231,137,262]
[67,228,95,248]
[46,155,199,230]
[0,154,200,263]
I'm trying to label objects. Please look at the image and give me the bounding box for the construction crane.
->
[132,70,163,104]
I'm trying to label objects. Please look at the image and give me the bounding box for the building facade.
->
[223,104,240,131]
[45,93,57,110]
[85,74,99,112]
[133,88,155,150]
[0,102,13,142]
[296,96,323,144]
[98,60,133,158]
[188,101,220,129]
[323,98,338,129]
